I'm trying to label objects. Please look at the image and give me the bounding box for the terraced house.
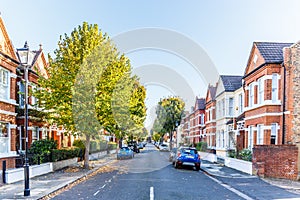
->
[204,84,217,151]
[188,97,205,145]
[215,75,243,157]
[0,16,19,169]
[0,16,74,170]
[243,42,293,148]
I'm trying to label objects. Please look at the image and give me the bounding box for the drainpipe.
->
[282,63,286,144]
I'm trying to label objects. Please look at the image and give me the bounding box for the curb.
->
[38,154,116,200]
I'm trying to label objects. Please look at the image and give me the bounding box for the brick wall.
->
[0,157,17,170]
[252,145,298,180]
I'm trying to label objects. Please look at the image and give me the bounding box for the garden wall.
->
[252,145,298,180]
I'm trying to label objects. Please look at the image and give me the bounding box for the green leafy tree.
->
[95,58,146,144]
[37,22,119,168]
[156,97,185,149]
[37,22,146,168]
[152,133,161,142]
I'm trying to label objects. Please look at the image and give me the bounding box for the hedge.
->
[51,147,81,162]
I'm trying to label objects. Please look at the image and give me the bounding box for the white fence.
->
[4,149,117,184]
[199,152,253,175]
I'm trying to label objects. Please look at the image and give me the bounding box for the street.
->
[51,144,300,200]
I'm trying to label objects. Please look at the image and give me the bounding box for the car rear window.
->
[182,149,197,154]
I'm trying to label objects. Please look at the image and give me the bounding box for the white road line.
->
[205,174,254,200]
[93,184,106,196]
[93,190,100,196]
[150,186,154,200]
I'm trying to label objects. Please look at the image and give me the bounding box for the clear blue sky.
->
[2,0,300,129]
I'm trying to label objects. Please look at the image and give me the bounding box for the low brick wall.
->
[252,145,298,180]
[0,156,18,170]
[52,157,78,171]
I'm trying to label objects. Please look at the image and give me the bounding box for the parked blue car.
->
[172,147,201,171]
[117,147,134,160]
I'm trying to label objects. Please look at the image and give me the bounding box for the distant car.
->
[159,144,169,151]
[169,147,178,161]
[117,147,134,159]
[128,141,140,153]
[138,143,144,150]
[172,147,201,171]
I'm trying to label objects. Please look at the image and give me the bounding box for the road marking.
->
[93,190,100,196]
[205,174,254,200]
[93,184,106,196]
[150,186,154,200]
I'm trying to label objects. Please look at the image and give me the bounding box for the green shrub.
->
[29,139,58,164]
[196,142,207,152]
[73,139,85,149]
[228,150,236,158]
[238,148,252,161]
[51,147,81,162]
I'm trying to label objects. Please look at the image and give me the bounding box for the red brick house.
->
[0,16,19,169]
[243,42,293,149]
[188,97,205,145]
[204,84,217,151]
[15,43,50,151]
[0,16,75,170]
[247,41,300,180]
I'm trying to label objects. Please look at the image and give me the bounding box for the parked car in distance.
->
[128,141,140,153]
[138,143,144,150]
[173,147,201,171]
[159,144,169,151]
[117,147,134,160]
[169,147,178,161]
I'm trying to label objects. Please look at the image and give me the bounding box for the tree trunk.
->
[170,129,173,150]
[84,134,90,169]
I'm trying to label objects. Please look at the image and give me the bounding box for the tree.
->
[37,22,146,168]
[37,22,119,168]
[155,97,185,149]
[95,57,147,144]
[152,133,161,142]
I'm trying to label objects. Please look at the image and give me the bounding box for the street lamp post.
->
[17,42,32,197]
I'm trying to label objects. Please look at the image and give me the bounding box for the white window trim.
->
[258,78,264,104]
[0,67,10,101]
[257,124,264,145]
[248,126,253,150]
[272,74,279,103]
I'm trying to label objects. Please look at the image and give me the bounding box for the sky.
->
[1,0,300,130]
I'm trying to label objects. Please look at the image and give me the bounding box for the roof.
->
[255,42,293,63]
[220,75,243,92]
[196,98,205,110]
[208,85,217,100]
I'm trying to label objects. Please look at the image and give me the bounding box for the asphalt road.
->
[51,144,300,200]
[52,144,246,200]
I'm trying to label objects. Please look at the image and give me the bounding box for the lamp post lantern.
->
[17,41,33,197]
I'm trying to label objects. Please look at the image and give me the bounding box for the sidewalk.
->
[0,154,116,200]
[201,160,300,195]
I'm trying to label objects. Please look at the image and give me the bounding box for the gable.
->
[32,50,48,79]
[0,17,18,61]
[244,42,293,76]
[215,77,225,97]
[244,43,265,76]
[205,89,212,103]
